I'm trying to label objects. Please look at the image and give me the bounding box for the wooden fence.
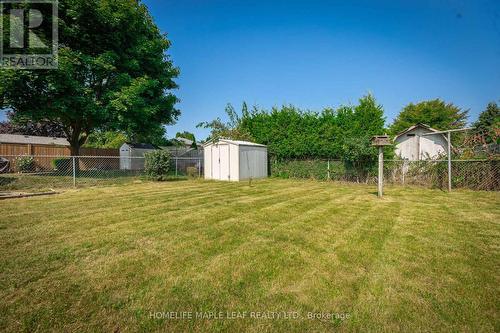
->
[0,143,120,172]
[0,143,119,157]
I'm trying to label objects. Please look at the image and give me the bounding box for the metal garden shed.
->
[203,139,268,181]
[120,143,158,170]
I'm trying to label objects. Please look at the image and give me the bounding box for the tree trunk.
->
[67,125,86,175]
[67,124,88,156]
[69,141,81,176]
[70,144,80,157]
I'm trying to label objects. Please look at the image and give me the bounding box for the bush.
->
[271,159,332,180]
[16,156,34,173]
[186,166,198,178]
[144,150,171,181]
[52,158,72,172]
[270,158,380,183]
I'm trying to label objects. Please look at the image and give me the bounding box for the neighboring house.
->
[0,133,70,155]
[394,124,448,160]
[119,143,159,170]
[161,137,202,158]
[174,137,195,147]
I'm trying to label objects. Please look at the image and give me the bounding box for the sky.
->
[141,0,499,140]
[2,0,499,141]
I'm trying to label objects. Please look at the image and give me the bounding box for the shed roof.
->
[203,139,267,148]
[0,134,70,146]
[174,137,194,146]
[394,123,444,140]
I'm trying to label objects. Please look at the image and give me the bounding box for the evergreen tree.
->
[390,99,468,135]
[473,102,499,144]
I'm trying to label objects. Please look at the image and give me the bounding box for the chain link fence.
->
[0,155,203,192]
[271,158,500,191]
[2,154,498,192]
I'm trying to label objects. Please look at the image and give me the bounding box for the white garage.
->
[203,139,268,181]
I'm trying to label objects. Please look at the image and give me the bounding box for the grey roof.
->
[174,137,194,146]
[123,143,159,149]
[0,134,70,146]
[394,123,442,140]
[203,139,267,148]
[161,146,203,157]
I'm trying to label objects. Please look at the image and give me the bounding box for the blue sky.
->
[2,0,499,140]
[142,0,499,140]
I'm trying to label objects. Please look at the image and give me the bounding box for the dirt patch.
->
[0,191,60,200]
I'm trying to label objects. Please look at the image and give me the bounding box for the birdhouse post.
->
[371,135,392,198]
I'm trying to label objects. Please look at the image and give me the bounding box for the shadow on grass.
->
[0,176,16,186]
[165,177,190,182]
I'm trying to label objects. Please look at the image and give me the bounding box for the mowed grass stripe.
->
[132,188,398,329]
[0,180,319,245]
[89,184,331,254]
[123,186,349,332]
[0,183,328,278]
[0,180,498,333]
[0,179,314,223]
[344,191,499,331]
[0,180,251,218]
[2,180,325,243]
[1,182,336,326]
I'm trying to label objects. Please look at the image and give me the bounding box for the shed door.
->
[218,144,230,180]
[407,134,419,160]
[211,145,218,179]
[120,148,131,170]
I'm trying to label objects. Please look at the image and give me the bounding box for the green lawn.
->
[0,173,186,192]
[0,179,499,332]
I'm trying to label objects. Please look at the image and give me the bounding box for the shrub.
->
[144,150,171,180]
[52,158,72,172]
[16,156,34,173]
[271,159,330,180]
[186,166,198,178]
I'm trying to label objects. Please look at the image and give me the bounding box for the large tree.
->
[0,0,179,155]
[389,99,468,135]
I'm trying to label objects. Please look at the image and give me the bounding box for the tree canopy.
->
[473,102,499,144]
[175,131,196,143]
[83,131,128,149]
[197,103,253,142]
[389,99,468,135]
[0,0,179,154]
[200,95,388,165]
[0,111,66,137]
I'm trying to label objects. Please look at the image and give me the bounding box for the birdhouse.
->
[371,135,392,147]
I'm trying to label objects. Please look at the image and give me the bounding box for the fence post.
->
[175,157,178,177]
[327,160,331,181]
[402,160,406,185]
[378,147,384,198]
[447,131,452,192]
[72,156,76,187]
[198,158,202,178]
